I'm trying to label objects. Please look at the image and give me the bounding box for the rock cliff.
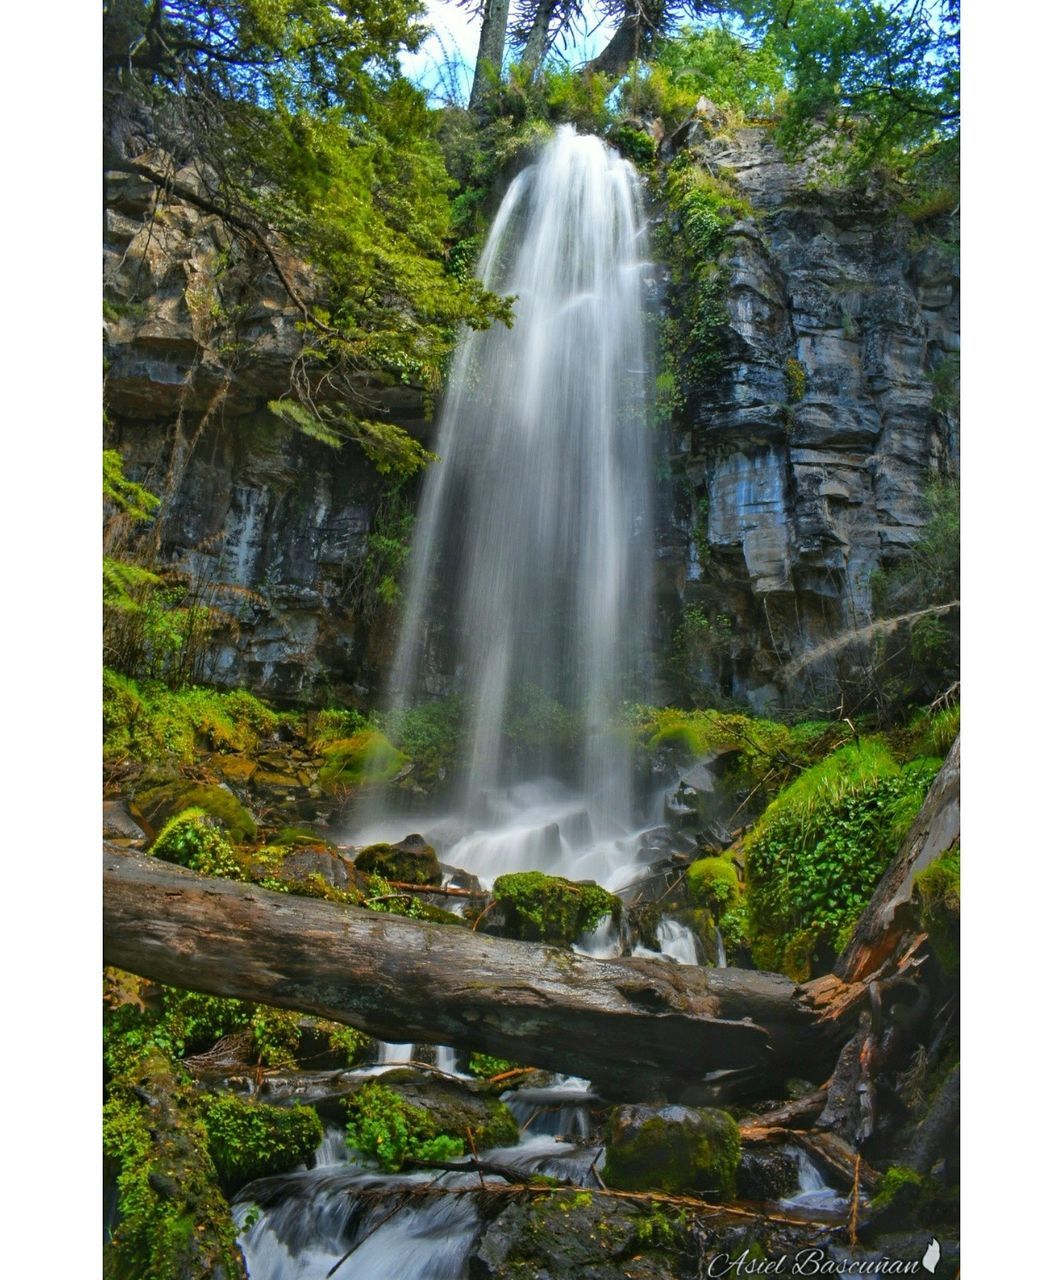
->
[659,123,959,712]
[104,159,429,702]
[104,123,958,712]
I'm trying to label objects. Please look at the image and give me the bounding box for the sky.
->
[401,0,620,104]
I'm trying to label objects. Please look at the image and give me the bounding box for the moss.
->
[604,1105,740,1197]
[200,1094,323,1192]
[137,781,257,843]
[317,729,407,792]
[608,123,657,166]
[492,871,622,945]
[914,843,960,974]
[744,740,940,978]
[632,704,837,798]
[149,810,249,882]
[272,825,335,849]
[785,356,806,402]
[103,672,279,765]
[355,838,442,885]
[103,1051,244,1280]
[343,1082,466,1172]
[871,1164,925,1211]
[685,857,740,916]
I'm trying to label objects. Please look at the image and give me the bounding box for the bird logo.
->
[921,1238,940,1273]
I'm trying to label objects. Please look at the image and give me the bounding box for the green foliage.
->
[343,1082,465,1172]
[106,0,513,481]
[308,707,371,748]
[200,1094,323,1191]
[381,695,465,792]
[467,1053,518,1079]
[103,670,279,763]
[735,0,959,176]
[492,871,622,945]
[268,400,435,478]
[317,729,408,792]
[103,1051,243,1280]
[343,483,417,620]
[873,478,960,616]
[104,971,332,1078]
[870,476,959,702]
[670,606,733,700]
[633,1207,686,1250]
[744,741,940,977]
[630,704,837,799]
[914,843,960,974]
[871,1164,925,1211]
[685,857,740,917]
[355,840,441,885]
[625,25,786,122]
[150,809,249,880]
[104,449,159,522]
[910,704,960,759]
[654,157,752,418]
[607,123,657,166]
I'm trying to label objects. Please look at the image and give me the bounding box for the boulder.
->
[604,1104,740,1197]
[355,834,442,885]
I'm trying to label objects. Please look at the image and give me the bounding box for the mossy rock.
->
[135,781,257,843]
[491,870,622,945]
[355,835,441,886]
[685,856,740,914]
[317,730,407,793]
[103,1050,245,1280]
[200,1094,323,1193]
[272,826,336,849]
[604,1104,739,1197]
[346,1074,519,1158]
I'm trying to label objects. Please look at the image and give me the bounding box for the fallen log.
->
[103,848,843,1102]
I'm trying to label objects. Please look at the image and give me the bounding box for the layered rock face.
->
[104,124,958,712]
[661,124,959,711]
[104,160,428,702]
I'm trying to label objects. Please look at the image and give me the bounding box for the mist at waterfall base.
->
[234,129,833,1280]
[354,123,657,891]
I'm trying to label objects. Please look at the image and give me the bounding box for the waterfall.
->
[386,125,654,844]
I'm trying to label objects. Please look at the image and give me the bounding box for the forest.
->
[101,0,960,1276]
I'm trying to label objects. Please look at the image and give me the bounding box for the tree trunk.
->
[520,0,560,75]
[103,848,842,1102]
[469,0,513,110]
[836,736,960,983]
[585,0,664,80]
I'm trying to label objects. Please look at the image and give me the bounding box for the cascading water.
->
[377,124,654,873]
[237,129,699,1280]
